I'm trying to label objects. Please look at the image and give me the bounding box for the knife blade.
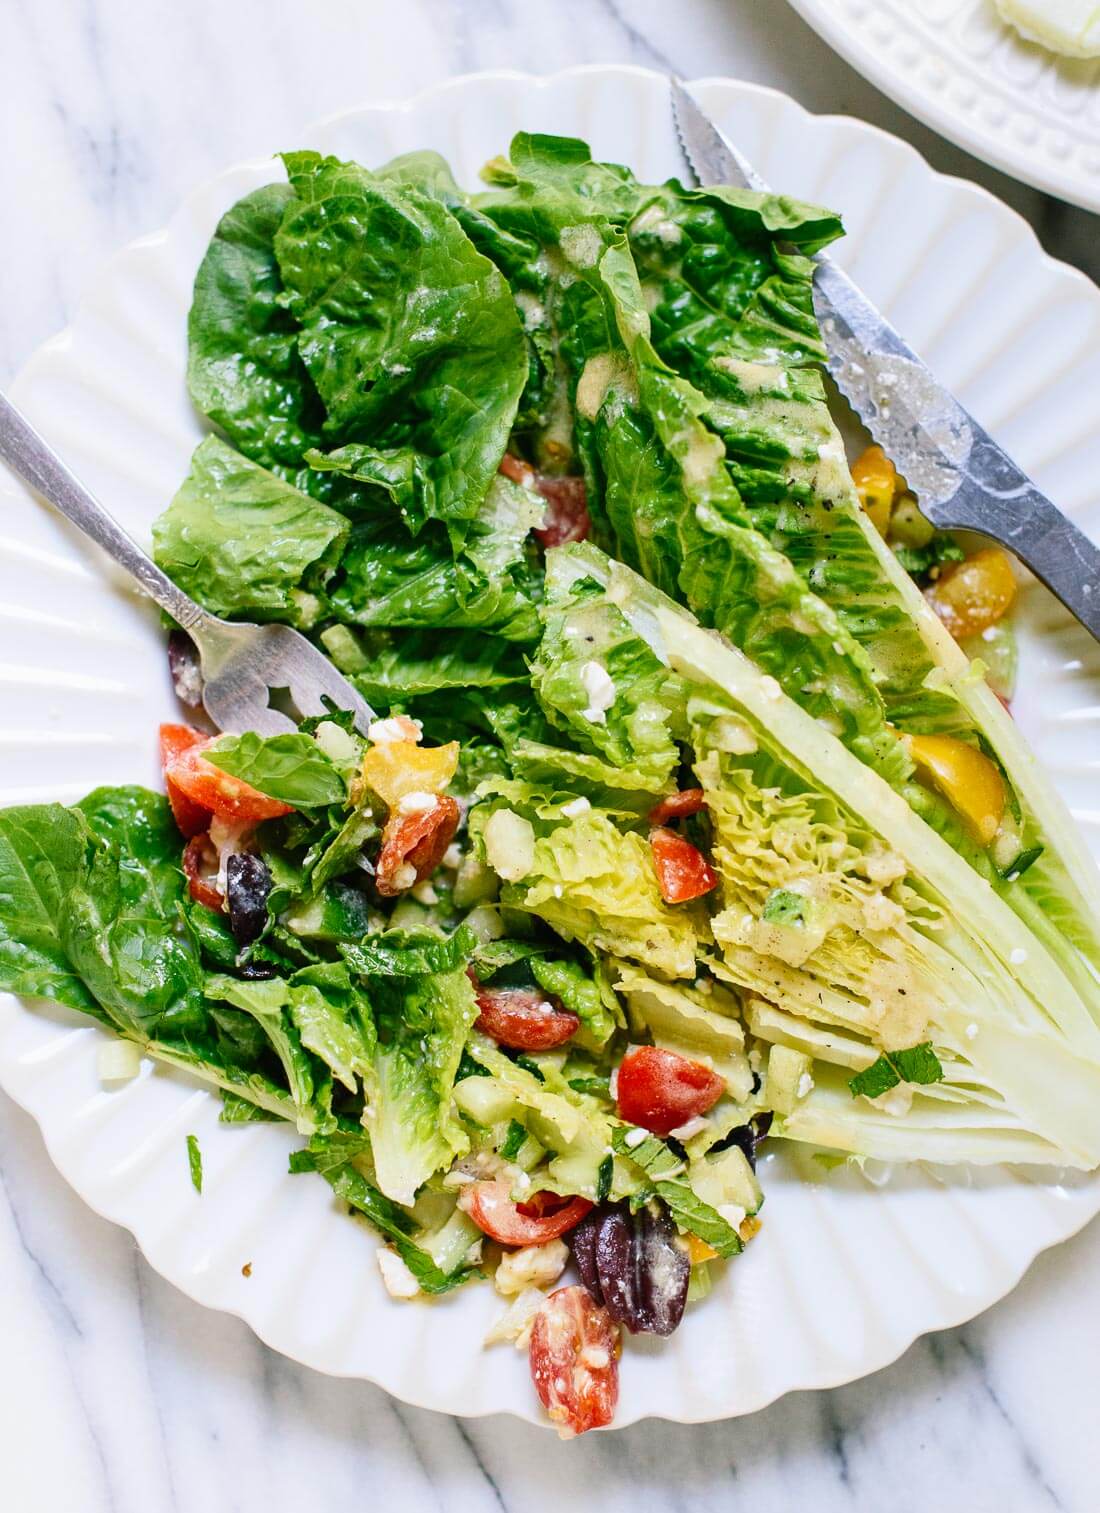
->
[670,80,1100,642]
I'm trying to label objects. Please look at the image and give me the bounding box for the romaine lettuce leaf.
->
[275,151,527,543]
[152,436,348,625]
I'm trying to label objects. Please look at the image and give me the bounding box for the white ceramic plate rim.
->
[786,0,1100,213]
[2,65,1099,1428]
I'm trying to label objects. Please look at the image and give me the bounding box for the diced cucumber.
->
[689,1144,762,1216]
[453,853,500,909]
[453,1076,519,1127]
[283,882,373,941]
[766,1043,814,1116]
[416,1205,482,1274]
[686,1262,712,1303]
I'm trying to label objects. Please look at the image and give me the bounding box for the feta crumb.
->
[553,884,564,899]
[758,674,782,702]
[965,1023,979,1041]
[668,1115,710,1141]
[624,1126,648,1149]
[579,661,616,723]
[390,861,417,892]
[411,879,438,905]
[368,715,422,744]
[377,1249,420,1299]
[494,1238,569,1297]
[862,892,906,933]
[561,796,591,819]
[397,790,438,815]
[579,1345,611,1369]
[1010,947,1029,965]
[442,843,463,870]
[797,1071,815,1100]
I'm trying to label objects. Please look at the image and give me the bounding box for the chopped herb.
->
[849,1041,944,1099]
[1000,845,1044,883]
[186,1133,203,1194]
[499,1119,528,1161]
[568,1075,611,1098]
[514,1054,545,1083]
[762,888,806,926]
[596,1153,613,1203]
[893,533,965,582]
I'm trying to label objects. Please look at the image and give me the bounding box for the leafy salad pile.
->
[2,134,1100,1436]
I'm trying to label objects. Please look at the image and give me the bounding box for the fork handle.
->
[0,390,210,633]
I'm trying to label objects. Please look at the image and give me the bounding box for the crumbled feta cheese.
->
[668,1115,710,1141]
[965,1023,979,1041]
[397,790,438,815]
[624,1127,648,1149]
[860,847,908,886]
[442,843,463,870]
[561,796,591,819]
[758,674,782,702]
[552,884,564,899]
[367,715,422,744]
[1010,947,1029,965]
[411,879,438,905]
[390,861,417,892]
[494,1238,569,1298]
[579,661,616,723]
[797,1071,815,1100]
[579,1345,611,1369]
[377,1249,420,1299]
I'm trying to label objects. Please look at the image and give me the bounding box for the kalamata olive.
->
[571,1200,690,1337]
[594,1207,638,1328]
[709,1111,773,1170]
[634,1203,690,1336]
[570,1210,604,1305]
[167,631,203,708]
[225,854,272,945]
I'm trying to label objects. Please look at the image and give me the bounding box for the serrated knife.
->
[670,80,1100,642]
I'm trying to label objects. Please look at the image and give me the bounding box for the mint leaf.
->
[849,1041,944,1099]
[206,731,345,808]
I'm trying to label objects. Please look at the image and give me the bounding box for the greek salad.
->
[2,134,1099,1437]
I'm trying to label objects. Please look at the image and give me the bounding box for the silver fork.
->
[0,391,376,736]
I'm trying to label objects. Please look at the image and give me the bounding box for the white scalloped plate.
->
[787,0,1100,211]
[1,66,1099,1428]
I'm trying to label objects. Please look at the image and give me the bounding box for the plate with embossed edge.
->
[787,0,1100,211]
[1,65,1098,1426]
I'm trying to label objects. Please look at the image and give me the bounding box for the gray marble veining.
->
[1,3,1098,1509]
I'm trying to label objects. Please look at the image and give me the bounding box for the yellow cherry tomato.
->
[926,547,1017,640]
[906,733,1006,846]
[686,1234,719,1264]
[851,444,899,537]
[361,739,459,809]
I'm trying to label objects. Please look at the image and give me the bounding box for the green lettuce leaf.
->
[275,151,527,542]
[205,731,346,807]
[152,436,348,625]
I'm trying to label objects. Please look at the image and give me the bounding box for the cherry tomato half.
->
[470,976,580,1051]
[529,1285,620,1438]
[616,1046,725,1137]
[375,795,460,897]
[649,826,717,904]
[459,1181,592,1247]
[647,788,707,827]
[181,833,224,912]
[533,475,590,548]
[164,729,293,825]
[159,723,214,838]
[499,452,536,487]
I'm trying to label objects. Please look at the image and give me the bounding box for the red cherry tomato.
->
[647,788,707,826]
[181,833,224,912]
[470,977,580,1051]
[159,723,214,838]
[164,732,293,825]
[459,1181,592,1247]
[375,795,460,898]
[616,1046,725,1136]
[499,452,536,487]
[529,1285,620,1438]
[649,826,717,904]
[533,476,590,548]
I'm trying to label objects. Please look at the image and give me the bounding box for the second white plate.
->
[1,65,1099,1427]
[787,0,1100,211]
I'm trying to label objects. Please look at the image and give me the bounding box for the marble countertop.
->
[1,2,1098,1507]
